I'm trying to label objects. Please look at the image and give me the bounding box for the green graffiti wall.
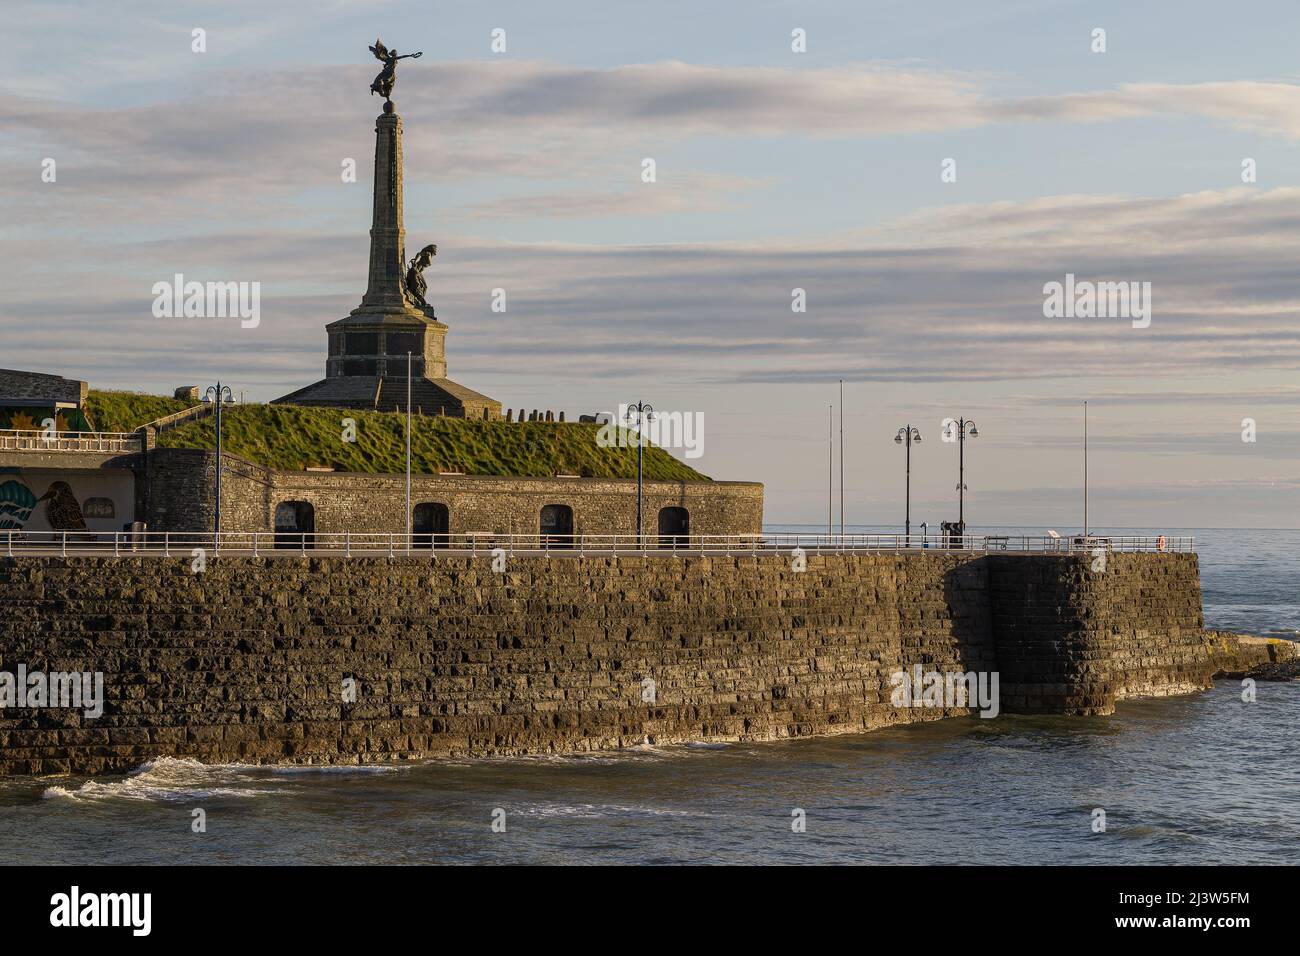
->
[0,406,93,433]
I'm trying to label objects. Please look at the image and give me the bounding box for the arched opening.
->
[539,503,573,548]
[274,500,315,549]
[658,506,689,548]
[412,502,449,548]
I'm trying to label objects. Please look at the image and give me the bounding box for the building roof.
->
[0,368,88,406]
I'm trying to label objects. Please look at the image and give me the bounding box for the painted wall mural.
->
[0,468,133,533]
[0,475,37,530]
[0,407,92,432]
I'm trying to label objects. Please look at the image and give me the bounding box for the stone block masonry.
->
[0,551,1248,775]
[988,553,1210,714]
[129,447,764,537]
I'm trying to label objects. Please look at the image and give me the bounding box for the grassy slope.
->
[151,402,709,480]
[84,390,196,433]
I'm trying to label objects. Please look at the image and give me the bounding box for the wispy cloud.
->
[7,186,1300,396]
[8,60,1300,230]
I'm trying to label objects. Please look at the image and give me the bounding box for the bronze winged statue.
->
[369,38,422,101]
[405,244,437,309]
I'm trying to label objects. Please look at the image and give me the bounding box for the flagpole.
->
[406,351,412,552]
[828,404,833,537]
[1083,400,1089,537]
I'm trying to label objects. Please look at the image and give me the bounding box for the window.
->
[386,332,421,356]
[344,332,379,354]
[412,502,449,548]
[342,359,377,376]
[658,507,689,548]
[274,500,315,549]
[539,503,573,547]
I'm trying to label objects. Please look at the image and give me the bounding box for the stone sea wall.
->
[0,551,1257,776]
[990,552,1211,713]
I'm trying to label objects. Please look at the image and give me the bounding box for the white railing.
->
[0,530,1195,558]
[0,429,142,453]
[140,402,212,433]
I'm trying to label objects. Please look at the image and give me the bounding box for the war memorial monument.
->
[0,40,1292,776]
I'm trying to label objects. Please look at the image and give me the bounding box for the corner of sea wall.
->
[988,551,1210,716]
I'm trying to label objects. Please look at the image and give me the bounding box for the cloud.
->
[456,172,766,221]
[6,186,1300,399]
[8,59,1300,234]
[993,81,1300,140]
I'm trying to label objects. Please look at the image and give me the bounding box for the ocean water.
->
[1,528,1296,865]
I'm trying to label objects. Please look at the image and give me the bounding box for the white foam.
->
[517,802,697,819]
[42,757,284,803]
[269,764,413,775]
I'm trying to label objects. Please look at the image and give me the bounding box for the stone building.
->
[0,368,91,432]
[1,370,135,534]
[131,448,762,542]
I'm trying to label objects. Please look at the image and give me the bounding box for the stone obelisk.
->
[270,43,500,419]
[311,95,448,383]
[358,105,417,312]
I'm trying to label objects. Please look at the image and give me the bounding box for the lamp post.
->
[406,351,412,552]
[946,417,979,529]
[203,382,234,536]
[624,401,654,542]
[893,425,922,544]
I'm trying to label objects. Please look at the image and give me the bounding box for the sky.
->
[2,0,1298,528]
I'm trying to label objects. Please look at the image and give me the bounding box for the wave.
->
[269,764,414,775]
[41,756,423,803]
[42,757,286,803]
[39,742,736,804]
[515,802,699,819]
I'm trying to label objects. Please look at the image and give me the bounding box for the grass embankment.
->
[85,391,707,479]
[84,390,196,432]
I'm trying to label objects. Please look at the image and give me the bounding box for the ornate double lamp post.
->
[947,417,979,528]
[893,425,922,544]
[624,401,655,542]
[203,383,235,535]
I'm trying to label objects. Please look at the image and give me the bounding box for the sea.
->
[2,527,1296,865]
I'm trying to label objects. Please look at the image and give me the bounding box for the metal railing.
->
[140,402,213,434]
[0,429,142,453]
[0,530,1195,558]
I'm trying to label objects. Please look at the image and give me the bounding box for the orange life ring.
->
[1157,535,1166,551]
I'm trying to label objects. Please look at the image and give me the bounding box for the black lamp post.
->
[204,383,234,535]
[946,417,979,527]
[894,425,922,543]
[624,401,654,541]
